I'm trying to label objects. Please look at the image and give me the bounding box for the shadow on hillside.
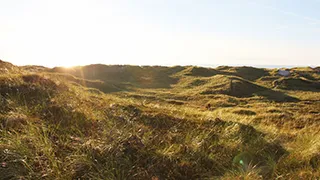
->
[184,67,220,77]
[184,66,270,81]
[216,66,271,81]
[254,89,299,102]
[51,65,182,92]
[228,77,299,102]
[199,76,299,102]
[0,74,59,106]
[275,78,320,92]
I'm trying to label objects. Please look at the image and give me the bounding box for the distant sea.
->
[151,62,317,69]
[174,64,317,69]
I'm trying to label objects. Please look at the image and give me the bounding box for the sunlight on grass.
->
[0,62,319,179]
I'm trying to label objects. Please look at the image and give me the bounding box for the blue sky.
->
[0,0,319,67]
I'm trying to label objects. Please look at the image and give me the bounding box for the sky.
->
[0,0,319,67]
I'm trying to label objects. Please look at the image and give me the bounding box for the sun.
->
[55,59,86,68]
[61,64,76,69]
[56,61,76,68]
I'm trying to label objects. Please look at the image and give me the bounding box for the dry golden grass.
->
[0,61,319,179]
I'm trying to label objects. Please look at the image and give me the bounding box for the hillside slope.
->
[0,60,319,179]
[51,65,184,92]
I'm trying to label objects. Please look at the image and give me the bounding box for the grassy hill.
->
[0,60,320,179]
[51,65,184,92]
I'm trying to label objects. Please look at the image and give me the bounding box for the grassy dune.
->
[0,60,319,179]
